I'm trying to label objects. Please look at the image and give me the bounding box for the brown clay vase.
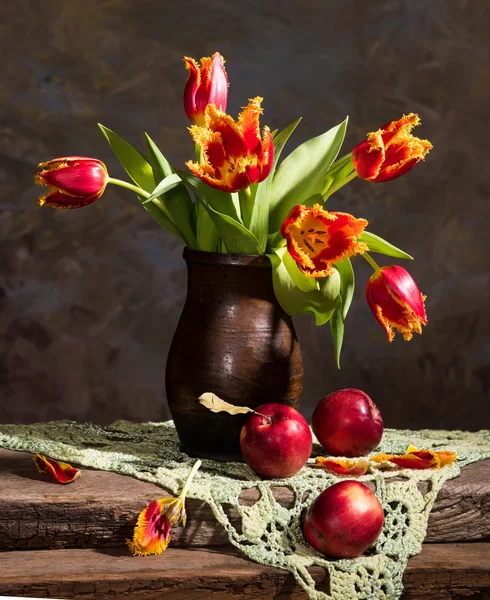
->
[165,248,303,461]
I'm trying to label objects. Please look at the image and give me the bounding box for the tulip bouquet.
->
[35,52,432,365]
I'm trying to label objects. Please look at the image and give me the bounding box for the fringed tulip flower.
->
[33,454,81,484]
[281,204,368,278]
[366,265,427,342]
[127,459,200,557]
[127,497,186,556]
[352,114,432,182]
[186,97,274,193]
[35,157,109,209]
[183,52,228,126]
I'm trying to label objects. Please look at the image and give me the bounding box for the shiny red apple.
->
[239,403,312,478]
[303,480,384,558]
[312,389,383,457]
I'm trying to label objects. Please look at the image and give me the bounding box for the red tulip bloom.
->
[366,265,427,341]
[352,114,432,183]
[35,157,109,209]
[281,204,368,278]
[183,52,228,126]
[186,97,274,193]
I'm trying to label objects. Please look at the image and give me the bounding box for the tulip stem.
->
[107,177,151,199]
[362,252,381,272]
[179,460,201,499]
[107,177,175,222]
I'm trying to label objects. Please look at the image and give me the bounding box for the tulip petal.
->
[37,189,103,210]
[33,454,81,484]
[372,446,457,470]
[281,204,368,278]
[313,457,369,476]
[127,497,186,557]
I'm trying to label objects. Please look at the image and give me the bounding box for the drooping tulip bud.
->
[366,265,427,341]
[183,52,228,126]
[186,97,274,193]
[280,203,368,278]
[352,114,432,183]
[35,157,109,209]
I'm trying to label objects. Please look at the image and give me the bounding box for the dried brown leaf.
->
[198,392,254,416]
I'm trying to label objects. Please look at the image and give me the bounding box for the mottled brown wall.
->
[0,0,489,429]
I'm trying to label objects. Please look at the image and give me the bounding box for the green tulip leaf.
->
[145,133,174,181]
[142,202,186,244]
[250,118,302,253]
[268,247,338,325]
[360,231,413,260]
[142,173,183,203]
[179,171,260,255]
[322,153,356,198]
[197,202,220,252]
[98,124,154,192]
[329,298,344,369]
[269,117,348,233]
[334,257,355,321]
[282,249,318,293]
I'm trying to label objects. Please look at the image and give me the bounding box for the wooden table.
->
[0,449,489,599]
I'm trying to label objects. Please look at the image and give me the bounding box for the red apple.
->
[303,480,384,558]
[312,389,383,457]
[239,403,312,478]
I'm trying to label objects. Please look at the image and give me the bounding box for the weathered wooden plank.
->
[0,544,488,599]
[0,450,489,550]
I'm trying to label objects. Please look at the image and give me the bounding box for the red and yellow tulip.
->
[35,157,108,209]
[127,497,186,556]
[183,52,228,126]
[352,114,432,183]
[366,265,427,342]
[186,97,274,193]
[281,204,368,278]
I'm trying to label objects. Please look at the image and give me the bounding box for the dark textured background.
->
[1,0,489,429]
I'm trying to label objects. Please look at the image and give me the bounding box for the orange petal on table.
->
[313,457,369,476]
[33,454,81,484]
[372,446,457,470]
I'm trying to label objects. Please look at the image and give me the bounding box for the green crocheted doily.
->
[1,421,489,600]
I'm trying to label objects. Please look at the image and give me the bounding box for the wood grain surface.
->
[0,449,489,550]
[0,544,488,599]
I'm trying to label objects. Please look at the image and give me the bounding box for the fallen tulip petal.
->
[372,446,457,470]
[33,454,81,484]
[313,457,369,476]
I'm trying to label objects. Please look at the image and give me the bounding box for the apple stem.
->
[252,410,273,424]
